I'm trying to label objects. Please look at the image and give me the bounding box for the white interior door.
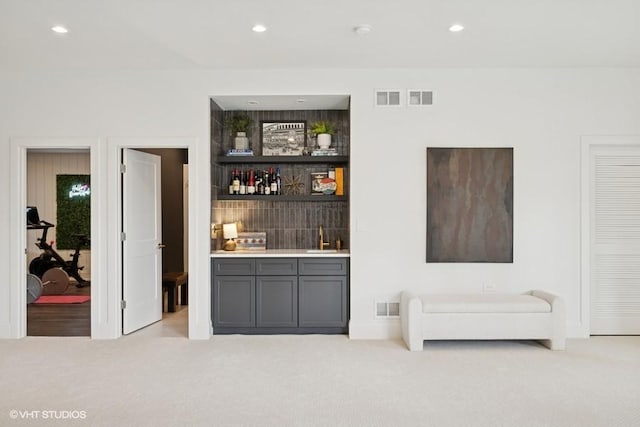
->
[122,149,162,334]
[590,145,640,334]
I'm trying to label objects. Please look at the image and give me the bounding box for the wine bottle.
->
[232,168,240,194]
[264,169,271,195]
[276,167,282,195]
[239,169,246,195]
[228,170,234,195]
[247,169,256,195]
[269,166,278,195]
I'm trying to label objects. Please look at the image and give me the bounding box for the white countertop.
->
[211,249,350,258]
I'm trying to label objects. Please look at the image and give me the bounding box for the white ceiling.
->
[1,0,639,71]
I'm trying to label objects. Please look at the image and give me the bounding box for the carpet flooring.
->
[1,334,639,427]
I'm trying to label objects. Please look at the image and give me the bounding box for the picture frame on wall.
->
[261,121,307,156]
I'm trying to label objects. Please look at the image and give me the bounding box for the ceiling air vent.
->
[408,90,433,106]
[375,89,401,107]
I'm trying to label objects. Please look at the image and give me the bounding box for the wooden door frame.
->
[108,138,208,339]
[9,138,103,338]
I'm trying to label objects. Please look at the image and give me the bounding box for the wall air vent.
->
[375,301,400,318]
[408,90,433,106]
[375,89,401,107]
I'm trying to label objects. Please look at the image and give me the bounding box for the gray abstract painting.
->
[426,148,513,263]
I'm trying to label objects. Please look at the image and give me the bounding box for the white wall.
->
[1,68,639,339]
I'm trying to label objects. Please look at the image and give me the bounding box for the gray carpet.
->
[1,334,639,427]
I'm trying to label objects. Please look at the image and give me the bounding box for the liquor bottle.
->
[276,167,282,195]
[239,169,246,195]
[256,170,263,195]
[269,166,278,195]
[264,169,271,195]
[247,169,256,195]
[232,168,240,194]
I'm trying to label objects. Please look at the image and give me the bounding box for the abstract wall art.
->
[426,148,513,263]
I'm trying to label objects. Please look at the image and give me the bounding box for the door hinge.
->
[121,300,126,310]
[121,232,126,241]
[120,163,126,174]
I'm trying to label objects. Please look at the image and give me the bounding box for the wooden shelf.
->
[217,194,347,202]
[218,155,348,164]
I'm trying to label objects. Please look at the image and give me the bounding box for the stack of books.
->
[311,148,338,156]
[226,149,254,156]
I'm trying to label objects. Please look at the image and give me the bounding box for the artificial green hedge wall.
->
[56,174,91,250]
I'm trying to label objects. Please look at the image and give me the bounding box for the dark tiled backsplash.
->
[212,201,349,251]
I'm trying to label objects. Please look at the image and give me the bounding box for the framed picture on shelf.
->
[261,121,306,156]
[311,171,336,195]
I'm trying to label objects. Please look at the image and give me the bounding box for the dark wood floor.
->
[27,283,91,336]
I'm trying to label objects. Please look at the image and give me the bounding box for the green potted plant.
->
[225,114,253,150]
[310,121,336,149]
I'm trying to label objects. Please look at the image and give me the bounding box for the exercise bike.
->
[27,207,91,295]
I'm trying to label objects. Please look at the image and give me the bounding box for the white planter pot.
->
[317,133,332,149]
[234,132,249,150]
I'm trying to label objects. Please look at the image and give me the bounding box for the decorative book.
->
[311,172,336,195]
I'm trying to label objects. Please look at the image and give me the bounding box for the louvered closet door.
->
[591,150,640,334]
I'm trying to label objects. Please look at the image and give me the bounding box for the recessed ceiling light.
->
[296,99,306,104]
[247,100,259,105]
[354,24,372,35]
[252,24,267,33]
[449,24,464,32]
[51,25,69,34]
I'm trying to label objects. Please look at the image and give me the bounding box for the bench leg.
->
[540,337,566,350]
[166,285,177,312]
[180,282,188,306]
[401,294,424,351]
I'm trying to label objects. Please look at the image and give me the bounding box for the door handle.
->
[158,243,166,249]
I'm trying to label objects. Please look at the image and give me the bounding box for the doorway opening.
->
[122,148,189,338]
[26,149,91,336]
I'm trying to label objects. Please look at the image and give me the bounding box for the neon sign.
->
[69,183,91,198]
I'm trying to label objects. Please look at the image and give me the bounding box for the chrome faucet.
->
[318,225,330,250]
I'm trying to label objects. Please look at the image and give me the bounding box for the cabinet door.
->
[299,275,347,327]
[256,276,298,327]
[213,276,255,328]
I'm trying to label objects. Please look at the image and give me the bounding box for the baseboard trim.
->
[348,319,401,340]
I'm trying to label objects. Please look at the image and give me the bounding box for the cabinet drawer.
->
[298,258,348,276]
[213,258,255,276]
[256,258,298,275]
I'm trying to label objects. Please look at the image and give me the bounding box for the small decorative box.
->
[236,232,267,250]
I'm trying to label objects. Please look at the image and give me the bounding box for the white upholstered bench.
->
[400,290,566,351]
